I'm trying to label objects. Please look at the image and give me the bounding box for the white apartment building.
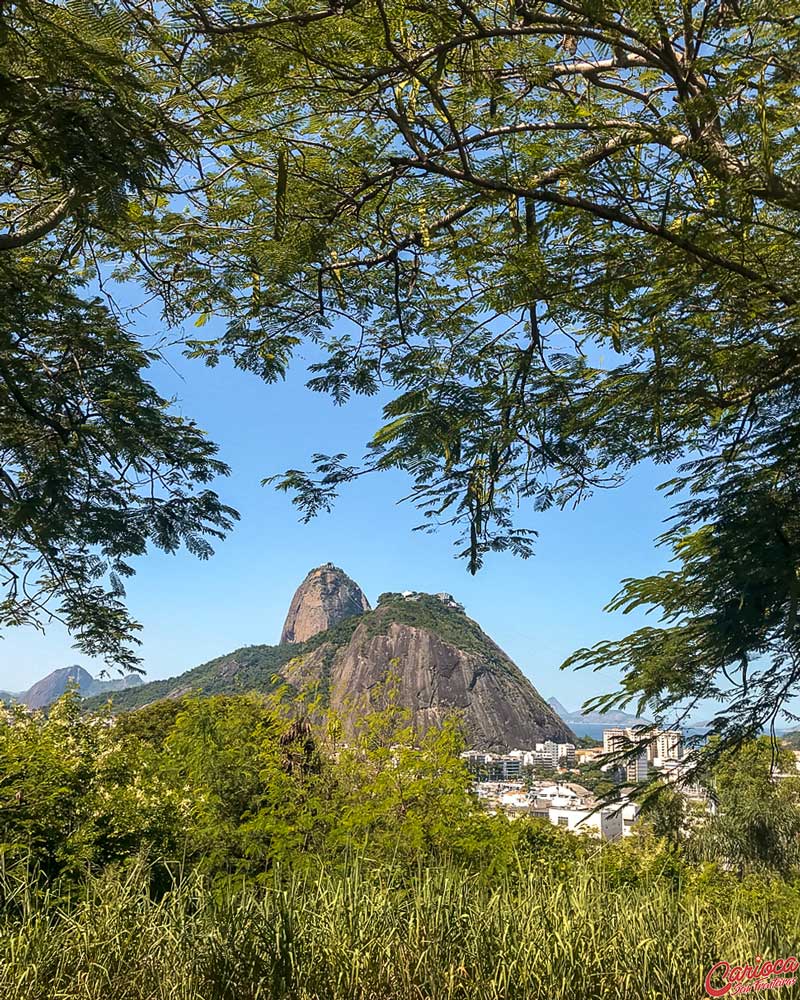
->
[545,741,577,766]
[603,726,683,770]
[533,781,591,809]
[626,747,649,784]
[603,727,627,754]
[548,802,632,841]
[506,742,576,769]
[461,751,521,781]
[654,730,682,761]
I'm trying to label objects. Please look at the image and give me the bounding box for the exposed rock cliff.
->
[24,665,95,709]
[280,563,371,644]
[282,593,573,750]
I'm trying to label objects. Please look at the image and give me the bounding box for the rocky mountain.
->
[547,697,571,719]
[284,590,573,750]
[2,665,143,710]
[280,563,371,643]
[87,565,573,751]
[547,696,651,727]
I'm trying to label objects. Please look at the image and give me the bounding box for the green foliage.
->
[0,0,177,249]
[567,450,800,747]
[11,690,800,884]
[358,594,517,677]
[83,643,301,712]
[161,694,324,871]
[0,0,234,666]
[98,0,800,749]
[3,695,800,997]
[688,737,800,874]
[3,0,800,744]
[638,783,687,849]
[3,689,511,879]
[326,695,507,867]
[113,697,187,747]
[0,688,179,880]
[0,262,237,668]
[573,762,618,799]
[2,853,799,1000]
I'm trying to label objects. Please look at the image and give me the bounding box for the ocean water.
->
[568,722,788,741]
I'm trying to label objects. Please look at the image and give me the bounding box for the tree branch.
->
[0,188,76,251]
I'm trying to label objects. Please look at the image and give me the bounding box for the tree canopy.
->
[3,0,800,741]
[0,0,236,666]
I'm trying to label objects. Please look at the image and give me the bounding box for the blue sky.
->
[3,325,675,709]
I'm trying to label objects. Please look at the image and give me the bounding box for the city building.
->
[533,781,591,808]
[626,747,649,784]
[471,771,641,841]
[546,802,632,841]
[543,740,576,767]
[603,727,627,754]
[657,759,713,807]
[653,730,682,761]
[461,751,521,781]
[602,726,683,773]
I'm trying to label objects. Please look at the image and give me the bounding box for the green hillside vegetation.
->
[81,644,294,711]
[370,594,518,678]
[4,858,799,1000]
[82,615,366,712]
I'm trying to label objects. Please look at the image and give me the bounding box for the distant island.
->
[547,696,652,728]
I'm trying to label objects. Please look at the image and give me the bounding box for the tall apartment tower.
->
[654,730,682,760]
[626,748,649,784]
[603,728,626,754]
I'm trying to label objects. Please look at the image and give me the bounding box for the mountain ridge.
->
[2,665,142,710]
[547,696,651,727]
[280,562,370,644]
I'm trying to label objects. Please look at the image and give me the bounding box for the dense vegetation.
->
[2,691,800,998]
[3,857,798,1000]
[5,2,800,991]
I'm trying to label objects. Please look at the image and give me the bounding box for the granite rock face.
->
[333,623,571,751]
[23,665,95,709]
[280,593,574,751]
[280,563,371,644]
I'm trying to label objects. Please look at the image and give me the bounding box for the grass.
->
[2,855,798,1000]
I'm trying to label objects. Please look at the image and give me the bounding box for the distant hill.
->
[547,696,652,728]
[2,665,142,710]
[84,564,574,752]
